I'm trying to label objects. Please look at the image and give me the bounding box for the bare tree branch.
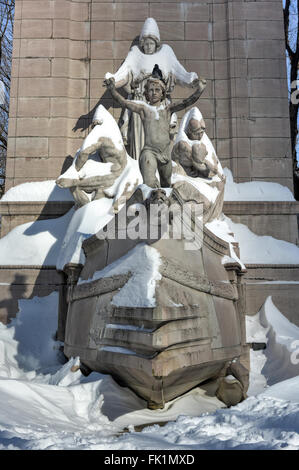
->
[0,0,14,197]
[283,0,299,199]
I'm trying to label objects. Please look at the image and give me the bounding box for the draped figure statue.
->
[104,18,199,160]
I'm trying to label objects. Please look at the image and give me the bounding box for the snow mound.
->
[224,168,295,202]
[0,156,142,268]
[80,243,162,308]
[206,216,246,270]
[0,180,73,202]
[131,394,299,450]
[0,209,74,266]
[0,292,61,380]
[225,215,299,264]
[247,297,299,396]
[0,293,299,449]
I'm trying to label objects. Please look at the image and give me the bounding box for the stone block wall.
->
[0,266,65,324]
[6,0,293,192]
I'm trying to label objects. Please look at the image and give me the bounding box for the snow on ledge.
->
[225,215,299,265]
[79,243,162,308]
[1,167,295,204]
[223,168,295,202]
[0,180,73,202]
[247,296,299,398]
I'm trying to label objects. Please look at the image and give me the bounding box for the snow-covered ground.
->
[0,293,299,450]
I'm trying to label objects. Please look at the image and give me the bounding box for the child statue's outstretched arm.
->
[169,78,207,113]
[104,77,146,118]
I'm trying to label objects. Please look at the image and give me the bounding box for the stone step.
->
[109,304,205,325]
[101,316,210,353]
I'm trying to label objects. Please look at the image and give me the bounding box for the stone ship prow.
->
[63,187,250,409]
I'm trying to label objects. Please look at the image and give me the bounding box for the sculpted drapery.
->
[105,18,199,160]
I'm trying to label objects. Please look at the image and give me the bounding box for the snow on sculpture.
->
[105,18,199,159]
[171,107,226,223]
[104,66,207,189]
[56,105,142,208]
[52,18,251,410]
[56,92,249,409]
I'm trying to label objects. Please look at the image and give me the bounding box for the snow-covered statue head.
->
[171,107,225,222]
[181,107,206,141]
[172,107,223,180]
[139,18,161,54]
[185,114,206,142]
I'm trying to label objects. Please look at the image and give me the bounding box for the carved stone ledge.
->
[203,226,231,256]
[0,201,74,216]
[71,273,131,302]
[160,256,238,301]
[223,201,299,215]
[0,201,74,238]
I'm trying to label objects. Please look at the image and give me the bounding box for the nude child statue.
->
[104,68,206,188]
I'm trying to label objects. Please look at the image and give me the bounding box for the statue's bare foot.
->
[103,77,115,90]
[56,177,78,189]
[198,77,207,92]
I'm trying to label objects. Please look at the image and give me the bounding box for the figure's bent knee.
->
[178,140,191,154]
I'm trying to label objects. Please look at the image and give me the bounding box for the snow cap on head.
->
[185,107,203,129]
[140,18,160,45]
[92,105,104,125]
[84,104,124,152]
[184,107,204,131]
[175,107,205,144]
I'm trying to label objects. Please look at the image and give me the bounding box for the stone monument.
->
[58,98,249,409]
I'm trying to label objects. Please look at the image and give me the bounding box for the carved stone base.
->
[63,192,249,408]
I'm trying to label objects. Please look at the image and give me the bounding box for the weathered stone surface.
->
[0,266,65,324]
[18,58,51,77]
[247,20,285,40]
[248,58,287,78]
[251,137,291,159]
[15,137,49,157]
[53,20,90,40]
[20,19,53,38]
[245,282,299,327]
[52,58,89,79]
[64,216,248,407]
[0,201,74,237]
